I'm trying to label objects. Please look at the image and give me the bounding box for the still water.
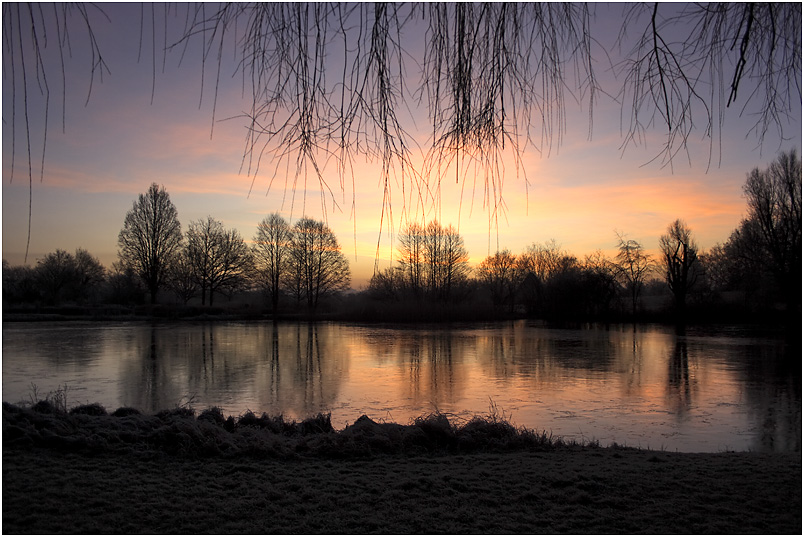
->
[2,320,800,453]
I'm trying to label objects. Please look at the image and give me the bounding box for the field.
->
[3,403,801,534]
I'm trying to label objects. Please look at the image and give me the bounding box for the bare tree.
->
[252,213,292,314]
[477,249,521,312]
[185,216,252,306]
[285,217,350,311]
[614,233,654,316]
[34,249,77,305]
[397,222,428,298]
[438,223,471,301]
[520,240,577,282]
[167,253,198,305]
[73,248,105,303]
[185,217,220,306]
[742,149,802,313]
[659,220,701,315]
[423,220,470,301]
[117,183,183,304]
[212,226,253,303]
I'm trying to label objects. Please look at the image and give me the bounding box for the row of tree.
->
[116,184,351,310]
[3,150,800,323]
[4,183,351,312]
[369,221,471,303]
[367,150,800,322]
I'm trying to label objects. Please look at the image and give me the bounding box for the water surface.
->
[2,320,799,452]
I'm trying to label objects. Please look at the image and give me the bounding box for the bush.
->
[112,407,141,417]
[70,403,107,416]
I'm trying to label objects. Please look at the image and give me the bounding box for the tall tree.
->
[185,216,252,306]
[117,183,183,304]
[252,213,292,313]
[285,218,350,311]
[422,220,470,301]
[397,222,427,297]
[614,233,653,316]
[212,227,253,303]
[659,220,700,315]
[185,217,220,306]
[742,149,802,314]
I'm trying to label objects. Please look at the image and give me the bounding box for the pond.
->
[2,320,800,453]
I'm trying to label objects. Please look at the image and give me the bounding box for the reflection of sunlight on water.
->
[2,320,798,452]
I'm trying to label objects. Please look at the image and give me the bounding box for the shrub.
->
[112,407,141,417]
[31,400,59,414]
[197,407,226,426]
[70,403,107,416]
[299,413,334,436]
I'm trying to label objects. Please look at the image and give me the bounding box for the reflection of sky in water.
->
[2,321,799,453]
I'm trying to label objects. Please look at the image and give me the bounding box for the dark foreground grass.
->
[3,402,802,534]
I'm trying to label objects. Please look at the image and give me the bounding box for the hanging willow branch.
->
[3,2,801,261]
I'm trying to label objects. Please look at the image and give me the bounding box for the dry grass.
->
[3,446,800,534]
[2,400,801,534]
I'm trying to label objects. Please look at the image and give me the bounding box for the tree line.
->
[3,150,800,324]
[366,149,801,324]
[4,183,351,314]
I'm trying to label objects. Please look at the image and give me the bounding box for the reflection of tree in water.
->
[119,325,183,412]
[479,324,620,383]
[733,343,802,452]
[666,339,695,417]
[671,334,800,452]
[369,330,466,410]
[118,323,348,417]
[252,323,347,418]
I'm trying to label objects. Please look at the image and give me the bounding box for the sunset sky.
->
[3,4,801,288]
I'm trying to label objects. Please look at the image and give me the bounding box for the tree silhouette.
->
[117,183,183,304]
[34,249,76,305]
[614,233,653,316]
[396,222,428,298]
[741,149,802,315]
[185,216,252,307]
[167,253,198,306]
[477,250,521,313]
[285,217,350,311]
[72,248,105,303]
[4,3,801,252]
[424,221,470,301]
[659,220,700,316]
[252,213,292,314]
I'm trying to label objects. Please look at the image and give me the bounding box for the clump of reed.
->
[2,398,594,459]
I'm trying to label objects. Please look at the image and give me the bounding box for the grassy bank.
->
[3,402,802,534]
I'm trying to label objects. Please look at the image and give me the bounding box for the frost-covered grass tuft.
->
[70,403,107,416]
[2,400,593,459]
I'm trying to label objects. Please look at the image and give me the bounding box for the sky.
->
[3,3,801,288]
